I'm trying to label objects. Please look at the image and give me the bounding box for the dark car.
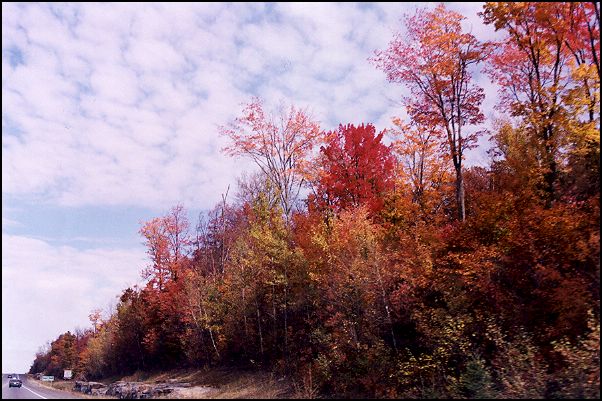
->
[9,378,22,388]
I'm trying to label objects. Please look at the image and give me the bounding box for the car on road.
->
[9,378,22,388]
[7,374,12,378]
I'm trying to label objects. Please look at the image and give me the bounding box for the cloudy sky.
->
[2,2,501,373]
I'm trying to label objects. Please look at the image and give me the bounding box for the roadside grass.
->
[170,371,289,399]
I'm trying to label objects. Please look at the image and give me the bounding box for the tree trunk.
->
[202,305,220,359]
[542,127,558,208]
[455,166,466,221]
[375,262,397,351]
[283,263,289,371]
[255,299,264,359]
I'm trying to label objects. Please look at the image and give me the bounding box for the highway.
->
[2,374,82,399]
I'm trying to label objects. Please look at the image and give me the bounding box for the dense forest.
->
[30,3,600,398]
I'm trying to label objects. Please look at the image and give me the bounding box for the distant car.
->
[9,378,22,388]
[7,374,12,378]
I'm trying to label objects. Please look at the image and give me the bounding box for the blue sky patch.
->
[4,46,25,68]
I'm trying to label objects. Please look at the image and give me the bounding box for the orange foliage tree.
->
[139,205,190,290]
[372,4,489,221]
[481,2,600,204]
[389,118,453,221]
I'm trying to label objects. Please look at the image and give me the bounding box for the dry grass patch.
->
[166,371,289,399]
[47,380,74,391]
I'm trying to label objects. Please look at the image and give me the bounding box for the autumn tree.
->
[312,123,395,216]
[139,217,170,291]
[139,205,191,290]
[164,204,191,268]
[226,191,292,364]
[88,308,103,334]
[234,171,280,212]
[372,4,488,221]
[137,206,193,369]
[561,2,600,123]
[389,118,452,220]
[487,119,542,197]
[182,267,224,363]
[481,2,600,204]
[295,206,405,396]
[555,2,600,199]
[191,198,240,277]
[221,97,322,224]
[111,287,148,374]
[43,331,79,377]
[29,344,51,374]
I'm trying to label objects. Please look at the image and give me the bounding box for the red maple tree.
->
[312,123,395,216]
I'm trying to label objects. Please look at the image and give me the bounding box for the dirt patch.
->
[167,386,213,399]
[157,372,289,399]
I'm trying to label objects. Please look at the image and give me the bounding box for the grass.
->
[174,371,289,399]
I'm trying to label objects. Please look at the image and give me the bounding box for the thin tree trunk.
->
[272,282,277,349]
[220,186,229,275]
[375,262,397,352]
[240,263,248,354]
[542,126,558,208]
[255,299,264,359]
[455,166,466,221]
[202,305,220,359]
[284,263,289,371]
[189,300,206,363]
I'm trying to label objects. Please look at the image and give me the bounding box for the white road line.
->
[22,385,49,399]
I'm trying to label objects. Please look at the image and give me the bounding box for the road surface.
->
[2,374,82,399]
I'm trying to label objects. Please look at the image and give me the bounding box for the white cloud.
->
[2,234,146,373]
[90,64,140,104]
[2,2,499,207]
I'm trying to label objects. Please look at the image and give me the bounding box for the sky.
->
[2,2,502,373]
